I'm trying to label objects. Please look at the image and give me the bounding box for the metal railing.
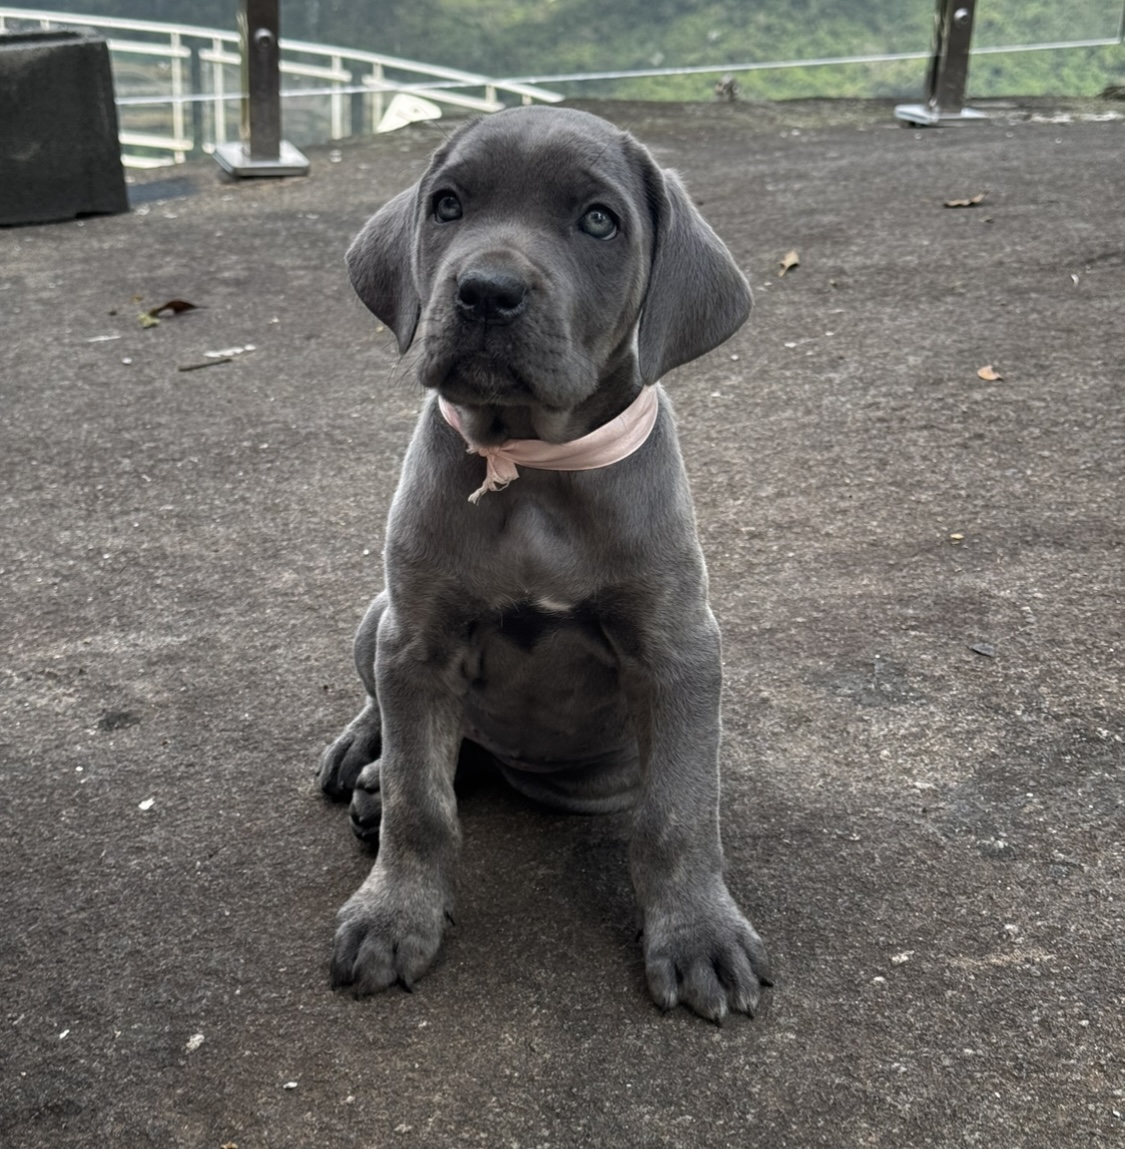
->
[1,6,1121,167]
[487,2,1124,93]
[0,7,562,167]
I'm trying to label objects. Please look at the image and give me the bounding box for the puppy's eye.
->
[579,205,618,240]
[433,193,463,223]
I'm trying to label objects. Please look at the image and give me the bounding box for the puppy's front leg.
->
[626,605,771,1022]
[330,610,462,994]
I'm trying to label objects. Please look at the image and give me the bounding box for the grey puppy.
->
[318,106,770,1021]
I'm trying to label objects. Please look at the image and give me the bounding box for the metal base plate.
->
[894,104,987,127]
[213,140,310,177]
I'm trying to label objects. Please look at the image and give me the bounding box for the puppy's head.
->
[348,107,751,429]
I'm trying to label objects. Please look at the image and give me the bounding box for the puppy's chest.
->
[465,496,598,605]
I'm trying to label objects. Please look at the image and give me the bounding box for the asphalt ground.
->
[1,97,1122,1148]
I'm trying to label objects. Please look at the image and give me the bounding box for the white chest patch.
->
[534,597,576,614]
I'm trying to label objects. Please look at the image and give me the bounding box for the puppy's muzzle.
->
[455,268,529,326]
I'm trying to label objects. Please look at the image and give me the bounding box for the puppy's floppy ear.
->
[345,185,421,353]
[636,162,752,384]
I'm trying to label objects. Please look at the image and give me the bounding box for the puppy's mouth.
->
[424,348,537,407]
[416,307,603,434]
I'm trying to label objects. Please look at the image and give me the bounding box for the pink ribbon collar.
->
[438,387,659,504]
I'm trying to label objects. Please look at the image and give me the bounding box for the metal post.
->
[330,54,345,138]
[190,42,204,155]
[244,0,280,159]
[214,0,308,176]
[171,31,187,162]
[367,64,385,133]
[211,36,228,146]
[351,84,366,136]
[895,0,985,126]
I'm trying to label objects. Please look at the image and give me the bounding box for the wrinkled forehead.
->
[423,110,648,216]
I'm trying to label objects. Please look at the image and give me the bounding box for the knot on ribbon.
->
[437,387,660,504]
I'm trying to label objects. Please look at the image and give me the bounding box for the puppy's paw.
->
[316,701,382,799]
[330,873,450,995]
[348,762,382,845]
[643,889,771,1023]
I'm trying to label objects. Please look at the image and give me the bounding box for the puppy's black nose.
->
[455,269,528,324]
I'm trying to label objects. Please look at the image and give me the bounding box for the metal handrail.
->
[1,5,1120,166]
[0,6,562,166]
[0,6,559,98]
[490,35,1124,89]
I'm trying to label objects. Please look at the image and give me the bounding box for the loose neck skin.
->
[440,350,645,447]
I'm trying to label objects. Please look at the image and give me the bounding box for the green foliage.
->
[10,0,1124,98]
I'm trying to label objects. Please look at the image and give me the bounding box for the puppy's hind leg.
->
[317,593,386,839]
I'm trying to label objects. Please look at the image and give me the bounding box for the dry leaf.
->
[977,365,1002,381]
[149,299,200,317]
[778,249,800,277]
[138,299,202,327]
[944,193,986,208]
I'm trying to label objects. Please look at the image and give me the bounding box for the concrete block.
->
[0,29,128,225]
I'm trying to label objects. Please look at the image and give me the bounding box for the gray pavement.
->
[1,98,1122,1148]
